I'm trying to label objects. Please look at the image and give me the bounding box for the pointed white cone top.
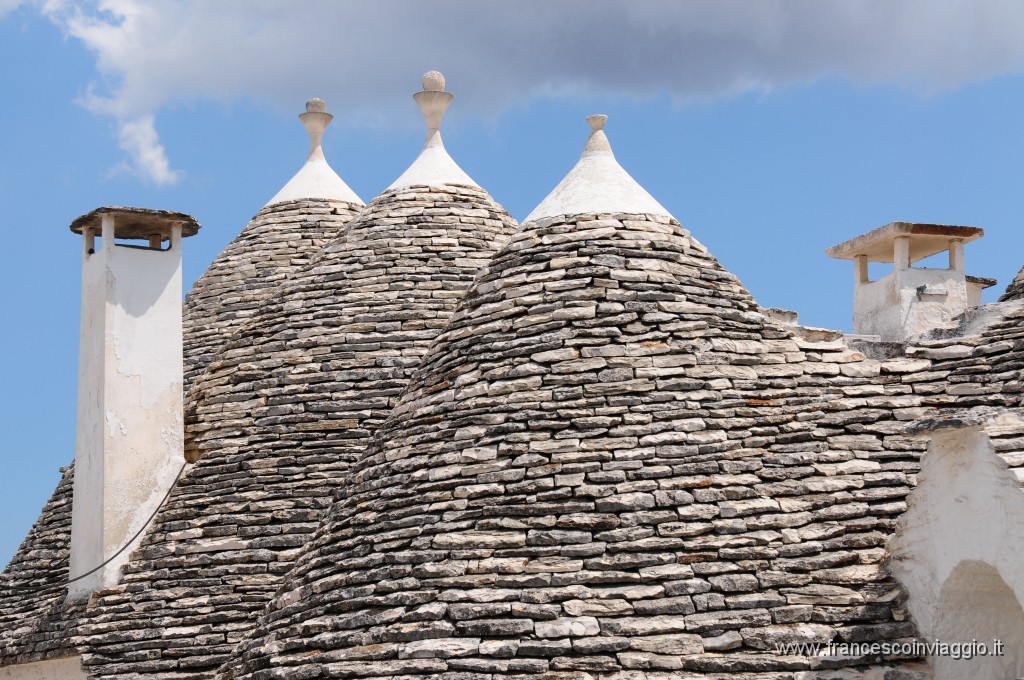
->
[524,114,671,224]
[265,99,364,207]
[386,71,478,191]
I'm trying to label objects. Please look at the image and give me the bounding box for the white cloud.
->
[22,0,1024,183]
[115,115,180,185]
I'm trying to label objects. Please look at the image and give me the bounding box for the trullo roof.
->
[76,73,519,680]
[215,118,932,679]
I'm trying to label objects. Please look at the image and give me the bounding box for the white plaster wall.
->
[68,251,108,594]
[854,268,968,341]
[966,280,985,307]
[0,656,87,679]
[889,420,1024,680]
[68,240,184,599]
[853,275,900,340]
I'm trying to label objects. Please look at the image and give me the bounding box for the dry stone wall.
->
[78,184,518,680]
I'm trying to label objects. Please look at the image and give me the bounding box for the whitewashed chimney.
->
[67,206,200,599]
[826,222,995,341]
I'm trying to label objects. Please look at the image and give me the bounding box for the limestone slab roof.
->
[77,178,518,675]
[0,467,85,665]
[211,119,1024,680]
[825,221,983,263]
[1000,265,1024,302]
[219,226,1024,679]
[217,204,938,678]
[182,197,361,390]
[4,89,1024,680]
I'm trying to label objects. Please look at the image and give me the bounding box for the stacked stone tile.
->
[0,100,362,668]
[217,120,954,679]
[3,83,1024,680]
[999,265,1024,302]
[184,98,365,389]
[0,468,86,665]
[77,78,519,680]
[183,198,361,390]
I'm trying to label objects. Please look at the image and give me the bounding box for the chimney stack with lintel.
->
[67,206,200,600]
[826,222,995,342]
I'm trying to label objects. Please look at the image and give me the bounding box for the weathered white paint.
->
[265,98,363,207]
[387,72,477,191]
[68,214,188,600]
[853,266,969,341]
[524,114,671,224]
[889,415,1024,680]
[0,656,86,679]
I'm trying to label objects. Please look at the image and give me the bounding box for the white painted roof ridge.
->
[386,71,478,191]
[265,98,364,208]
[524,114,671,224]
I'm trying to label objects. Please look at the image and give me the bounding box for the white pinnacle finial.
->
[386,71,477,190]
[264,98,363,207]
[415,71,453,144]
[581,113,613,157]
[299,98,332,154]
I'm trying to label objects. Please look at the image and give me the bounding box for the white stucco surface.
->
[889,416,1024,679]
[524,114,671,224]
[854,267,970,341]
[265,100,362,207]
[387,130,477,191]
[0,656,86,679]
[68,223,187,599]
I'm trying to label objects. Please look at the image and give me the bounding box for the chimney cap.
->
[70,206,201,239]
[825,221,983,264]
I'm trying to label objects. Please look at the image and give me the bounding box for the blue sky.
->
[2,0,1023,565]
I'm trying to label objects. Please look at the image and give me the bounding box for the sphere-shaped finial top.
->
[306,98,327,114]
[422,71,446,92]
[587,114,608,132]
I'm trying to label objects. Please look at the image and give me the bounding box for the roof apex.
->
[386,72,477,191]
[265,99,364,207]
[523,114,672,224]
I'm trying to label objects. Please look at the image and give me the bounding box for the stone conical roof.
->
[216,119,929,678]
[184,99,364,390]
[77,74,519,680]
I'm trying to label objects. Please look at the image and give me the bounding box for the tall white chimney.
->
[67,206,200,600]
